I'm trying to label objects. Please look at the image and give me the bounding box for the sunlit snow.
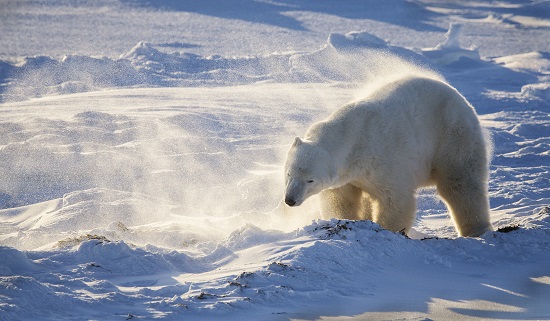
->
[0,1,549,320]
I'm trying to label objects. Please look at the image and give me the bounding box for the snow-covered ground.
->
[1,0,549,320]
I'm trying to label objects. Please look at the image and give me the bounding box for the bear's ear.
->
[293,137,303,147]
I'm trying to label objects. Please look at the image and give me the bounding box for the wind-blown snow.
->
[0,0,549,320]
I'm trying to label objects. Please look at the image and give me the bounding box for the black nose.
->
[285,198,296,206]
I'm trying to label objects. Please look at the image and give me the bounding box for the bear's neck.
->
[305,101,380,185]
[305,107,369,183]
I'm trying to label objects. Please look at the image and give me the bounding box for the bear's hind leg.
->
[319,184,365,220]
[437,173,493,237]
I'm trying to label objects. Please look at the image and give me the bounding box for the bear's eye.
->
[307,179,314,183]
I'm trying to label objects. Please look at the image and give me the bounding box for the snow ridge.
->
[1,1,550,320]
[1,217,549,320]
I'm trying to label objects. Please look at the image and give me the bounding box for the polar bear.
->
[284,76,493,237]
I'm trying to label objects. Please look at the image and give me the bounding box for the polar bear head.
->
[284,137,337,207]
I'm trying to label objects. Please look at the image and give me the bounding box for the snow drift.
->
[1,0,549,320]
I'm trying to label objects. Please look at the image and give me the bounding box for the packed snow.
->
[0,0,549,320]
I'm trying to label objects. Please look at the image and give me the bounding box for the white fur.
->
[284,76,493,237]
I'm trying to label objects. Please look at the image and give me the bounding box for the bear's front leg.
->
[372,188,417,234]
[319,183,366,220]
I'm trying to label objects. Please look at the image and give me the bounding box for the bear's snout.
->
[285,178,308,207]
[285,197,297,206]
